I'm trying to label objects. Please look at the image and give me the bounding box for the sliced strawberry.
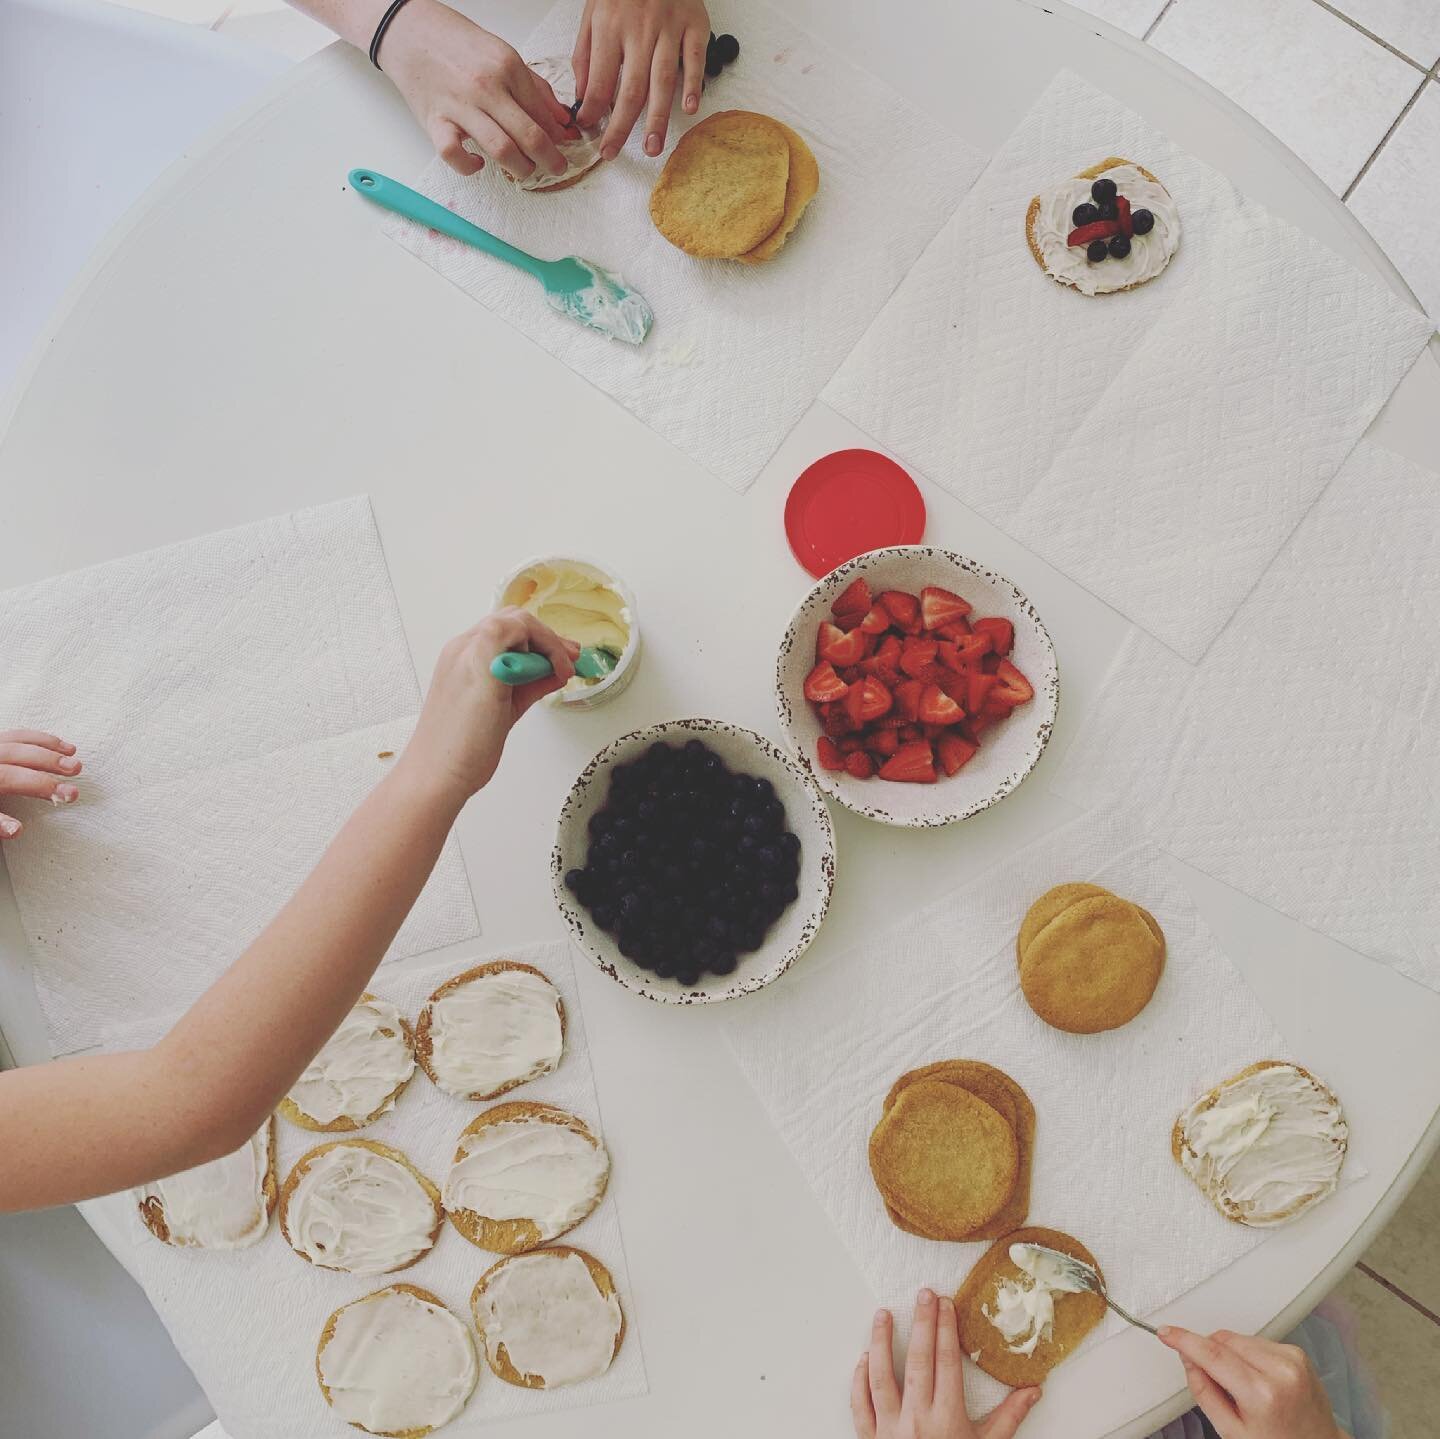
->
[817,620,869,667]
[804,661,849,704]
[845,750,876,780]
[936,734,979,776]
[866,634,904,684]
[918,683,965,727]
[994,659,1034,705]
[879,590,923,635]
[838,665,865,686]
[981,653,1001,674]
[942,633,993,670]
[961,711,992,741]
[893,678,924,723]
[815,736,846,771]
[879,740,936,784]
[818,701,855,736]
[899,639,939,679]
[920,585,973,631]
[972,617,1014,657]
[860,604,892,636]
[873,714,909,730]
[967,669,998,714]
[898,724,924,744]
[838,735,867,754]
[831,577,872,625]
[866,727,900,757]
[1116,193,1133,238]
[1068,219,1120,247]
[844,676,894,727]
[935,618,973,640]
[982,693,1019,718]
[935,671,970,707]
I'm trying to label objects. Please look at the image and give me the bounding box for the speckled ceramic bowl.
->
[775,547,1059,827]
[551,718,836,1004]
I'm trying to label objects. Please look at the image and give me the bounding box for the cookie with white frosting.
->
[471,1245,625,1389]
[1026,157,1180,296]
[280,1138,442,1275]
[316,1283,478,1437]
[415,961,566,1101]
[136,1116,277,1249]
[507,56,607,193]
[444,1101,611,1254]
[1173,1060,1347,1227]
[278,992,415,1133]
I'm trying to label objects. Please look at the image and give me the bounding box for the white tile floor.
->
[104,0,1440,316]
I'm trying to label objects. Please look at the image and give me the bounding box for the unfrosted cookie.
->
[1018,889,1165,1033]
[649,110,791,258]
[868,1078,1018,1241]
[737,119,819,263]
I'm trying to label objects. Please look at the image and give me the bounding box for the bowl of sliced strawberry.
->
[775,547,1058,826]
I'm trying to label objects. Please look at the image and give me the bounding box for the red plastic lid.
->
[784,449,927,578]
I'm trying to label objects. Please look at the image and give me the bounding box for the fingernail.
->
[60,741,77,755]
[873,1309,890,1327]
[1157,1326,1175,1340]
[938,1294,954,1312]
[684,93,698,112]
[52,785,78,805]
[644,132,661,156]
[0,817,19,838]
[601,144,619,162]
[918,1288,935,1306]
[59,756,80,772]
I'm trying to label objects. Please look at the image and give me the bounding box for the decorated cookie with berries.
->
[1025,157,1179,296]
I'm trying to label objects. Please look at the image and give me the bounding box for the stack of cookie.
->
[649,110,819,263]
[867,1061,1034,1242]
[1017,883,1166,1034]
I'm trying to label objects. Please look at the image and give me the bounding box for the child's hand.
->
[402,610,578,802]
[379,0,577,178]
[854,1290,1041,1439]
[1160,1327,1344,1439]
[0,730,81,839]
[573,0,710,159]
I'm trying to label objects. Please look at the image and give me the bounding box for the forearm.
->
[286,0,416,50]
[0,757,463,1211]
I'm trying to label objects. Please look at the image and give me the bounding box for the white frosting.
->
[501,560,632,690]
[1179,1064,1347,1226]
[285,996,414,1127]
[1033,164,1179,296]
[519,56,606,191]
[426,968,564,1098]
[444,1117,609,1240]
[545,258,653,344]
[286,1144,438,1275]
[477,1251,622,1387]
[136,1125,270,1249]
[983,1243,1091,1357]
[320,1287,477,1434]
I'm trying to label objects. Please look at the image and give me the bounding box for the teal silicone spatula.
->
[490,648,619,685]
[349,168,653,344]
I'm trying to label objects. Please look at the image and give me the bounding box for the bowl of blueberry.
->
[552,718,836,1003]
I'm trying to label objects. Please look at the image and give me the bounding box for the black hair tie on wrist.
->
[368,0,415,70]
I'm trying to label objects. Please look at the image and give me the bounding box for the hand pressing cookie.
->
[1016,883,1165,1034]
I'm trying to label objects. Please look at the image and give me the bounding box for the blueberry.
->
[588,812,612,837]
[1091,177,1117,204]
[591,903,617,931]
[1108,234,1131,259]
[637,798,658,821]
[1096,199,1117,221]
[1086,240,1108,263]
[715,32,739,63]
[1071,202,1099,227]
[755,844,782,871]
[676,968,701,987]
[564,867,587,893]
[780,882,799,904]
[711,952,739,975]
[778,832,800,856]
[653,958,676,979]
[743,813,769,838]
[1131,208,1155,235]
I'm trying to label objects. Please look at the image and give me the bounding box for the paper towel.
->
[823,70,1434,662]
[0,499,480,1054]
[100,941,646,1437]
[723,806,1296,1416]
[1053,440,1440,992]
[382,0,987,494]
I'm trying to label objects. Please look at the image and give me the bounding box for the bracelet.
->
[368,0,415,70]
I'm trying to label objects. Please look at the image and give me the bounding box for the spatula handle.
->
[490,652,554,685]
[348,169,543,280]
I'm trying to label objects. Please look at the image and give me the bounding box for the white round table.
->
[3,2,1439,1436]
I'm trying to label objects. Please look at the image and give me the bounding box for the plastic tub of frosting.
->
[495,555,641,710]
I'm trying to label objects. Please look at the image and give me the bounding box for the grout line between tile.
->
[1306,0,1428,70]
[1142,0,1178,43]
[1342,70,1433,200]
[1355,1262,1440,1328]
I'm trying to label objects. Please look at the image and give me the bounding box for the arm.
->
[290,0,574,178]
[0,610,576,1213]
